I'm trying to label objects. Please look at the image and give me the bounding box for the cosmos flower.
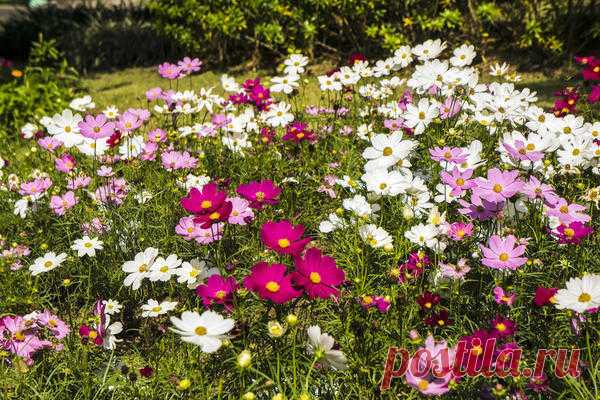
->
[243,262,301,304]
[479,235,527,270]
[260,220,311,256]
[236,180,281,209]
[196,274,238,310]
[306,325,347,370]
[292,248,345,299]
[169,310,234,353]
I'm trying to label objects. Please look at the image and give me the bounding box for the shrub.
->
[0,35,78,138]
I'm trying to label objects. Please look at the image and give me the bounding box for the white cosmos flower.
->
[175,258,219,288]
[405,223,440,249]
[319,213,347,233]
[264,102,294,127]
[102,316,123,350]
[118,135,145,159]
[362,132,417,170]
[343,194,380,219]
[450,44,476,67]
[21,123,38,139]
[149,254,182,282]
[306,325,348,370]
[122,247,159,290]
[359,224,392,248]
[221,74,241,92]
[47,109,83,148]
[317,74,342,91]
[14,198,29,218]
[361,169,408,196]
[141,299,178,318]
[102,105,119,119]
[404,98,439,135]
[71,236,103,257]
[270,74,300,94]
[283,54,309,75]
[69,95,95,112]
[555,274,600,313]
[412,39,447,61]
[103,299,123,315]
[170,310,235,353]
[29,251,67,276]
[77,137,109,157]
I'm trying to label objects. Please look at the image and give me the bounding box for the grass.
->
[82,63,571,111]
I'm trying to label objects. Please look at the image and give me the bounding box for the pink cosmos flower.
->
[55,153,76,173]
[141,141,158,161]
[177,57,202,74]
[292,248,345,299]
[546,198,591,225]
[195,274,238,311]
[37,310,70,339]
[227,197,254,225]
[429,146,468,164]
[493,286,516,306]
[521,176,559,205]
[439,96,461,119]
[19,177,52,196]
[116,111,143,133]
[95,178,129,205]
[175,216,203,240]
[38,137,62,152]
[383,118,405,132]
[503,140,544,162]
[236,179,281,209]
[479,235,527,270]
[97,166,114,177]
[440,167,475,196]
[50,191,78,215]
[405,335,455,396]
[194,223,224,244]
[589,85,600,103]
[145,87,163,101]
[0,315,50,363]
[158,62,181,80]
[148,128,167,143]
[78,114,115,140]
[161,150,198,171]
[448,222,473,241]
[67,176,91,190]
[458,193,504,221]
[439,258,470,279]
[243,262,301,304]
[260,220,311,256]
[360,295,391,313]
[473,168,523,203]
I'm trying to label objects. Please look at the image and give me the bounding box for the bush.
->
[148,0,600,68]
[0,4,182,72]
[0,35,78,138]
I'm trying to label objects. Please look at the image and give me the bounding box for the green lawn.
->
[82,64,568,111]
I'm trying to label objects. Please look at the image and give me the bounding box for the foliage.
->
[148,0,600,68]
[0,4,182,72]
[0,36,78,139]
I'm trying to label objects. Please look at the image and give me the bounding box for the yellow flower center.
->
[265,281,280,293]
[195,326,207,336]
[215,290,226,300]
[151,306,161,312]
[564,228,575,237]
[278,238,290,248]
[559,205,569,213]
[44,261,54,268]
[418,111,426,120]
[309,272,322,284]
[379,183,387,190]
[209,212,221,220]
[255,191,265,201]
[579,293,591,303]
[14,331,25,341]
[84,242,93,248]
[418,379,429,391]
[138,264,148,272]
[496,323,506,332]
[382,147,393,156]
[424,302,432,309]
[456,178,465,186]
[499,253,509,262]
[160,265,169,273]
[493,184,503,193]
[471,345,483,356]
[201,200,212,209]
[456,230,465,238]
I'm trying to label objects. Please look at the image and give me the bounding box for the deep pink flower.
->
[78,114,115,139]
[236,180,281,209]
[550,222,594,244]
[180,182,232,228]
[533,287,558,307]
[243,262,301,304]
[479,235,527,270]
[283,122,316,143]
[260,220,311,256]
[292,248,345,299]
[582,59,600,81]
[195,274,238,310]
[473,168,523,203]
[490,315,516,338]
[589,85,600,104]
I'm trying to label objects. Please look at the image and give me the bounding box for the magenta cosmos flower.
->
[180,182,232,228]
[243,262,301,303]
[550,222,593,244]
[479,235,527,270]
[195,274,238,310]
[473,168,523,203]
[260,220,311,256]
[236,179,281,209]
[448,222,473,241]
[78,114,115,140]
[292,248,345,299]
